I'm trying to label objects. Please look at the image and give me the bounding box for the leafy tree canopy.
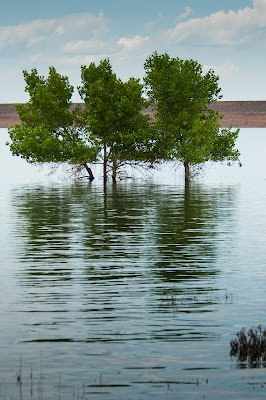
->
[144,52,241,182]
[7,67,99,180]
[79,58,158,182]
[7,55,241,185]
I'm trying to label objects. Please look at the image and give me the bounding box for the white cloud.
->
[63,39,110,53]
[63,54,104,66]
[56,26,64,36]
[176,6,192,22]
[118,34,150,50]
[203,62,239,76]
[29,53,42,63]
[167,0,266,46]
[0,11,108,50]
[26,36,48,48]
[0,19,54,48]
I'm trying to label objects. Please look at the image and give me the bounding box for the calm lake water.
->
[1,127,266,399]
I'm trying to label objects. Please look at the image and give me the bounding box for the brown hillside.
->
[1,101,266,128]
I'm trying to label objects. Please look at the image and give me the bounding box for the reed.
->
[230,325,266,367]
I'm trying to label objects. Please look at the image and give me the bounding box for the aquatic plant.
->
[160,290,235,310]
[230,325,266,367]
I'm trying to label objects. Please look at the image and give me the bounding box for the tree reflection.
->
[12,181,238,343]
[12,182,237,297]
[12,183,100,286]
[147,185,224,282]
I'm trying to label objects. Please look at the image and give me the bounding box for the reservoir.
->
[0,127,266,399]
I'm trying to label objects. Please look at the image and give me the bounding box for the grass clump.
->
[230,325,266,367]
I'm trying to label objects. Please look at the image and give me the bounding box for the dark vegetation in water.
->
[230,325,266,367]
[160,290,235,310]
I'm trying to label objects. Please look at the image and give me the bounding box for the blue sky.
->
[1,0,264,102]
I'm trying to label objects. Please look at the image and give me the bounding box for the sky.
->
[1,0,265,102]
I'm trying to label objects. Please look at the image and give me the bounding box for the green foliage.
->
[79,59,155,181]
[7,55,241,184]
[211,128,241,165]
[144,52,241,180]
[7,67,99,178]
[15,67,74,130]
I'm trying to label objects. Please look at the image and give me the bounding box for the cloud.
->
[0,19,54,48]
[56,26,64,36]
[62,54,104,66]
[176,6,192,22]
[26,36,48,48]
[203,62,239,76]
[63,39,110,53]
[29,53,42,63]
[0,11,108,50]
[167,0,266,46]
[118,34,150,50]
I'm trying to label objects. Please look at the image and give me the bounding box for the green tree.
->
[144,52,241,184]
[7,67,99,180]
[78,59,154,183]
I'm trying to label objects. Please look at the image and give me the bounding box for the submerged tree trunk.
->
[83,163,94,181]
[103,138,107,185]
[112,157,118,184]
[184,161,190,187]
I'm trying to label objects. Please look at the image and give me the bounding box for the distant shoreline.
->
[1,101,266,128]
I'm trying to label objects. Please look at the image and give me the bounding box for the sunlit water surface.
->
[1,128,266,399]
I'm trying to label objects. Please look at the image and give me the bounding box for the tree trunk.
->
[112,157,118,184]
[83,163,94,181]
[103,138,107,185]
[184,161,190,187]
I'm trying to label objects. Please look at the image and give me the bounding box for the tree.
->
[7,67,99,180]
[144,52,241,184]
[78,59,154,183]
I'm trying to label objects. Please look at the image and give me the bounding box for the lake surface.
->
[1,128,266,399]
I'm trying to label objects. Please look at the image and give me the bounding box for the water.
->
[1,128,266,399]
